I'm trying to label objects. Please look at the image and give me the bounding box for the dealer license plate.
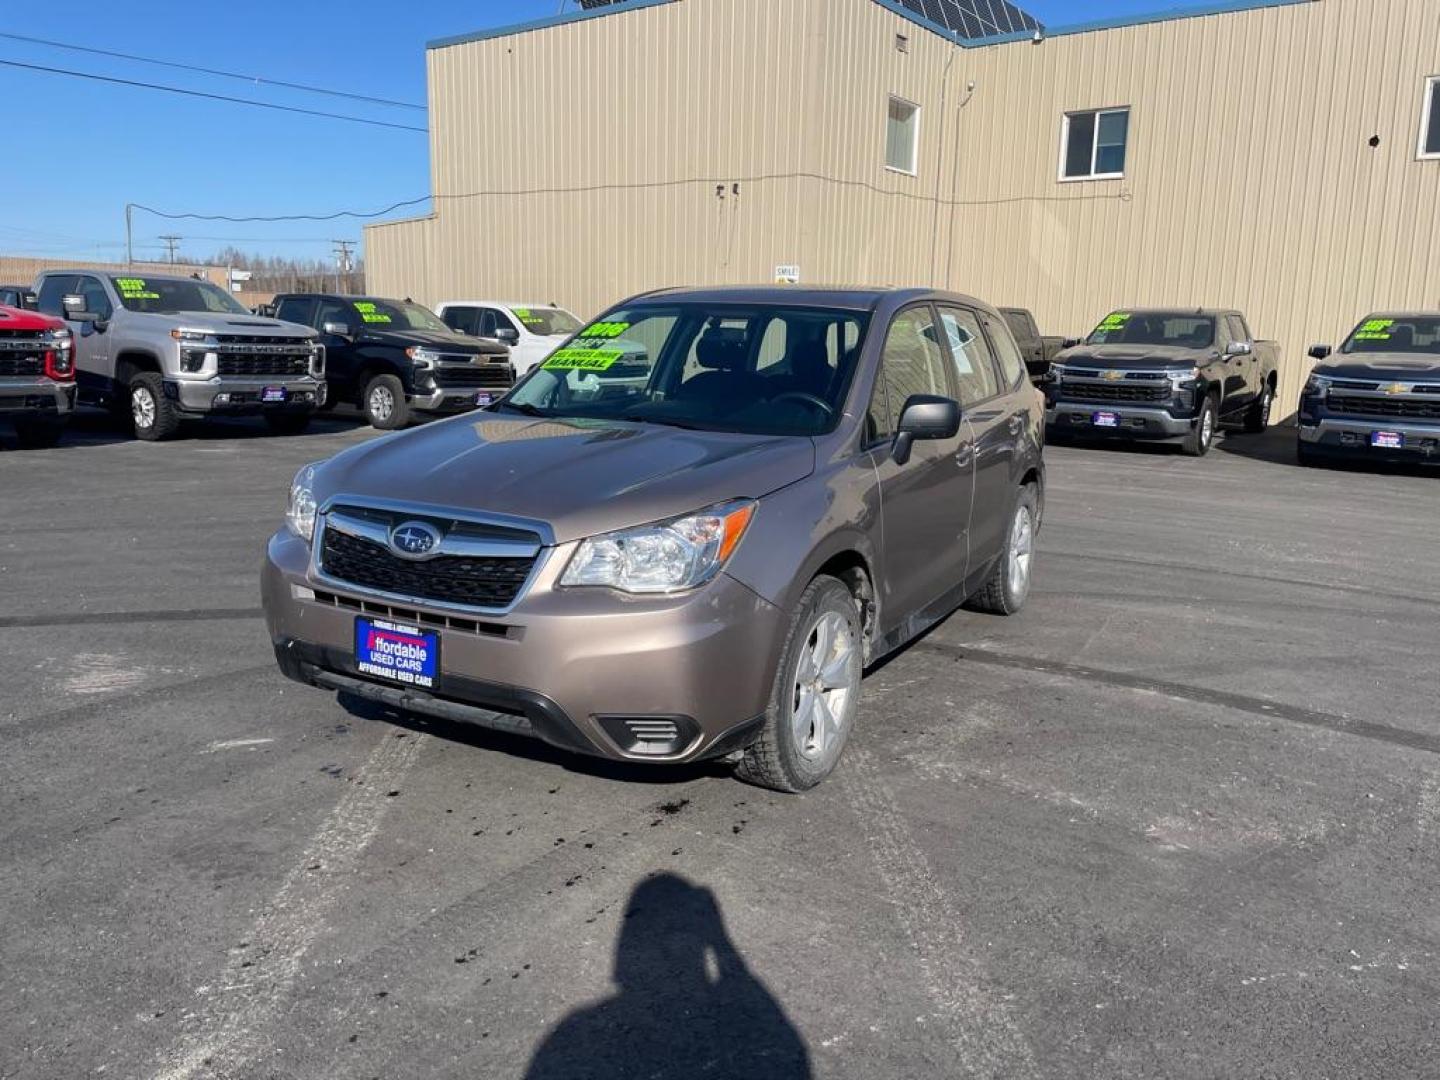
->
[1092,411,1120,428]
[475,391,495,407]
[354,617,438,690]
[261,385,287,403]
[1371,431,1404,449]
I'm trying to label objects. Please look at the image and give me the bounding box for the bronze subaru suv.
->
[263,287,1045,791]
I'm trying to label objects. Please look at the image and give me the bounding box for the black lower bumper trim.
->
[275,638,603,757]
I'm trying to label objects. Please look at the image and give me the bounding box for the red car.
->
[0,304,75,448]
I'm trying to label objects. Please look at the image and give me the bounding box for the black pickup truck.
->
[1045,308,1279,456]
[0,284,37,310]
[999,306,1066,382]
[1298,312,1440,467]
[271,293,513,429]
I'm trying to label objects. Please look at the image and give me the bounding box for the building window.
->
[885,96,919,175]
[1421,76,1440,160]
[1061,107,1130,180]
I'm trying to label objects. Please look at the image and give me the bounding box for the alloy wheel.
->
[1008,504,1035,599]
[790,611,859,761]
[132,387,156,429]
[369,385,395,423]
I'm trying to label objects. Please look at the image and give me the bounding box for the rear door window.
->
[981,311,1027,390]
[937,306,1000,405]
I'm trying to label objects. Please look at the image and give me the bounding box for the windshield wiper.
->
[617,413,708,431]
[496,401,548,417]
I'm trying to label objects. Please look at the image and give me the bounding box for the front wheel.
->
[362,374,410,430]
[737,576,863,793]
[129,372,180,441]
[1182,396,1217,457]
[968,485,1038,616]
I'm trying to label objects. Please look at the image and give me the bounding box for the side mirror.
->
[1062,337,1082,349]
[1308,344,1332,361]
[892,394,961,466]
[322,321,353,338]
[62,294,103,327]
[495,327,520,345]
[1225,340,1253,356]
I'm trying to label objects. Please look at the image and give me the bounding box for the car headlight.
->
[286,463,321,541]
[170,327,216,344]
[406,346,440,368]
[1303,372,1332,396]
[1049,363,1066,381]
[560,500,757,594]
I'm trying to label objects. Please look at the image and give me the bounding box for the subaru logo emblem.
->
[389,520,442,560]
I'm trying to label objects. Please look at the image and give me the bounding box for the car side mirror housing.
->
[322,321,353,338]
[892,394,961,466]
[61,293,103,326]
[1225,340,1253,356]
[495,327,520,345]
[1308,344,1332,360]
[1062,337,1081,349]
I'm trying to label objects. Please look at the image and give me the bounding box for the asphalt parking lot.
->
[3,413,1438,1080]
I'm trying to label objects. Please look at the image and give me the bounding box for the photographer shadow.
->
[524,873,812,1080]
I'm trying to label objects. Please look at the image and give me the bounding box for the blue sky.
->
[0,1,1180,266]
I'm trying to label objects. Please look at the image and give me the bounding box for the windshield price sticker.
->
[1097,313,1130,330]
[1355,318,1395,341]
[578,321,629,340]
[543,348,624,371]
[353,301,392,325]
[115,276,160,300]
[514,307,544,325]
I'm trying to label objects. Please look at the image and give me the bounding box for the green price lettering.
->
[578,321,629,340]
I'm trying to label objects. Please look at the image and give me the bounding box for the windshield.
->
[110,276,250,316]
[351,298,451,333]
[502,303,870,436]
[1086,312,1215,348]
[512,306,582,336]
[1341,316,1440,355]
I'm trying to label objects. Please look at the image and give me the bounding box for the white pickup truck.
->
[434,301,582,377]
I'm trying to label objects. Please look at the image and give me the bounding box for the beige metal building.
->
[366,0,1440,409]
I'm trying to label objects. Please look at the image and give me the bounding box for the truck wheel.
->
[1182,396,1217,457]
[264,412,313,436]
[1244,383,1274,433]
[13,417,66,449]
[129,372,180,441]
[968,485,1038,616]
[363,374,409,430]
[737,575,862,794]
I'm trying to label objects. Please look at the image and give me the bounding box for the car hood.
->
[146,312,316,338]
[357,327,506,356]
[1315,355,1440,382]
[1056,343,1217,370]
[316,414,816,543]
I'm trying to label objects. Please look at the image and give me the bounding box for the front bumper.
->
[411,386,493,412]
[1298,415,1440,463]
[1045,403,1194,439]
[0,378,76,419]
[170,376,325,415]
[261,529,784,764]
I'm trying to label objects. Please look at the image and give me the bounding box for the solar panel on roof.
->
[573,0,1043,37]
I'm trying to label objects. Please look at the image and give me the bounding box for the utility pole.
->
[332,240,355,294]
[159,235,182,264]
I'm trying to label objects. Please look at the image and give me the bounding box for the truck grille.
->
[1056,383,1172,404]
[0,356,43,377]
[1327,394,1440,420]
[215,333,313,347]
[0,331,46,377]
[434,363,513,389]
[321,528,537,609]
[217,355,310,377]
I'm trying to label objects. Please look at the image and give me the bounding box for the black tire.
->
[264,411,313,436]
[129,371,180,441]
[1244,381,1274,433]
[362,373,409,430]
[12,417,66,449]
[967,485,1039,616]
[736,575,863,794]
[1182,395,1218,457]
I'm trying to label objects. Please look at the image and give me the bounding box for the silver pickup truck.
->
[33,271,325,440]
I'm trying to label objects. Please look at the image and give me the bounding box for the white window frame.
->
[1058,106,1130,183]
[884,94,921,177]
[1419,75,1440,161]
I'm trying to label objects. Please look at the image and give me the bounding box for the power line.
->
[131,196,433,224]
[158,234,183,263]
[0,58,428,133]
[0,31,426,111]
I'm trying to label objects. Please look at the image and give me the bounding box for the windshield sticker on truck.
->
[577,321,629,340]
[115,277,161,300]
[1096,312,1131,331]
[353,301,392,325]
[543,347,624,371]
[1354,318,1395,342]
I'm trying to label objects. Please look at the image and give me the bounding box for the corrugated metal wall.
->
[366,0,1440,411]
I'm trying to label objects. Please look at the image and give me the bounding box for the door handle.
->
[955,442,974,466]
